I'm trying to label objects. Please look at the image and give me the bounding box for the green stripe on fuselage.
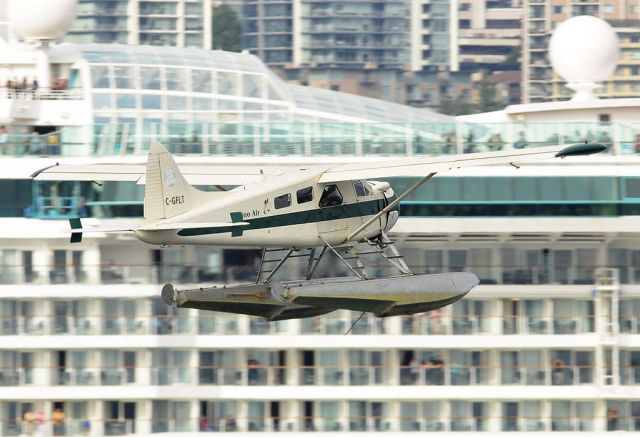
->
[177,198,386,237]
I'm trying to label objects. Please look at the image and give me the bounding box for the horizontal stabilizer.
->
[68,218,135,243]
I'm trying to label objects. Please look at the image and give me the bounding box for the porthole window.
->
[274,193,292,209]
[297,186,313,204]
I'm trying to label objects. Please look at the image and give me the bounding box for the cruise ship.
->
[2,3,640,436]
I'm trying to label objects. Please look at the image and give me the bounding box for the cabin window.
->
[274,193,292,209]
[353,180,371,197]
[319,185,343,207]
[297,187,313,204]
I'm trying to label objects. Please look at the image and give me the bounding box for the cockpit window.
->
[274,193,291,209]
[319,184,343,207]
[353,180,370,197]
[296,186,313,204]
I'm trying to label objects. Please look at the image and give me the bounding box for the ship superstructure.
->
[1,7,640,436]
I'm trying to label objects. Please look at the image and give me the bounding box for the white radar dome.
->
[549,15,619,83]
[9,0,78,42]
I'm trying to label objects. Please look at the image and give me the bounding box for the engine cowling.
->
[368,181,399,233]
[383,186,399,232]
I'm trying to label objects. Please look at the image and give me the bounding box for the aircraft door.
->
[317,184,346,238]
[353,180,381,232]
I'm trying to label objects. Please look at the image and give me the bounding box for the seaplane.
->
[35,141,606,321]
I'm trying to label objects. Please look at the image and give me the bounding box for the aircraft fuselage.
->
[135,168,398,247]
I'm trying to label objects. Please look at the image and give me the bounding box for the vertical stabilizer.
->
[144,142,196,220]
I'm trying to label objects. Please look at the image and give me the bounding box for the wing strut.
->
[318,236,367,280]
[345,172,437,243]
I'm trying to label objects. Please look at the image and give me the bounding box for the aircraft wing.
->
[33,143,605,185]
[318,143,607,183]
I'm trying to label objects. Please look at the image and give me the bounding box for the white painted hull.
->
[135,215,384,248]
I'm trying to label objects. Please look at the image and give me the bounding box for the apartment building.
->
[66,0,213,49]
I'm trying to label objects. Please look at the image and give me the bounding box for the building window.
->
[433,19,448,32]
[502,401,542,431]
[399,401,442,431]
[552,299,595,334]
[450,401,488,431]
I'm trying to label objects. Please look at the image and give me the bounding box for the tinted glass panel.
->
[166,68,186,92]
[593,177,617,200]
[565,177,590,201]
[192,97,211,110]
[142,95,162,110]
[93,93,112,110]
[625,178,640,198]
[437,178,460,201]
[191,69,212,93]
[140,67,162,90]
[114,66,134,89]
[217,72,236,95]
[116,94,136,109]
[91,66,110,88]
[462,178,485,201]
[296,187,313,204]
[539,177,561,201]
[274,193,291,209]
[514,178,536,200]
[167,96,187,110]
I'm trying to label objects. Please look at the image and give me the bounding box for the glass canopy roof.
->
[79,43,453,125]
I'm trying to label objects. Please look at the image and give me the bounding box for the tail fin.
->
[144,142,200,220]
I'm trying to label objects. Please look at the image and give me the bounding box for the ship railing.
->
[0,363,600,387]
[8,259,640,288]
[0,87,83,101]
[0,414,615,434]
[0,120,637,157]
[0,313,625,336]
